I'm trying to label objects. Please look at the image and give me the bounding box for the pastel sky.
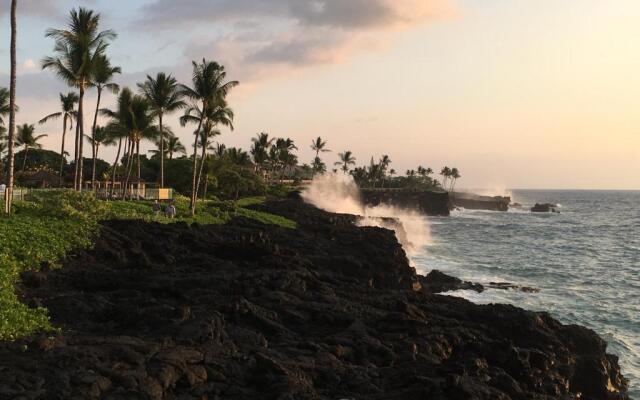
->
[1,0,639,190]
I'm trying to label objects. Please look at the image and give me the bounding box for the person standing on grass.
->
[152,200,161,217]
[165,202,176,219]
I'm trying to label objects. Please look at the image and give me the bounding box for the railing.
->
[1,187,174,201]
[0,188,34,201]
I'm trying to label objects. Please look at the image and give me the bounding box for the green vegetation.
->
[0,191,102,340]
[105,194,296,229]
[0,190,294,340]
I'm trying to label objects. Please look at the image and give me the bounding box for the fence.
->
[1,187,174,202]
[0,188,33,201]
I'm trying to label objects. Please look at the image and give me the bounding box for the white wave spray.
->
[301,173,431,256]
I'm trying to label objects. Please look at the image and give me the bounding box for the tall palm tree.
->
[101,89,159,197]
[310,136,330,177]
[39,92,78,186]
[16,124,47,171]
[311,136,330,158]
[138,72,185,187]
[181,100,234,199]
[4,0,17,214]
[124,96,157,196]
[180,59,238,214]
[101,88,132,197]
[449,167,461,192]
[90,54,120,189]
[440,166,451,189]
[335,151,356,174]
[42,7,116,190]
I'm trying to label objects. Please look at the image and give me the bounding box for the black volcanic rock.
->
[420,269,484,294]
[0,199,629,399]
[360,189,450,216]
[531,203,560,213]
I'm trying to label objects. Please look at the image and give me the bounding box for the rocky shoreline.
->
[0,198,629,399]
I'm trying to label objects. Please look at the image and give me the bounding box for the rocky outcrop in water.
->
[360,188,450,216]
[451,192,511,212]
[0,198,629,399]
[532,203,561,213]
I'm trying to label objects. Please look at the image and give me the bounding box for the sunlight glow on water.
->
[413,190,640,397]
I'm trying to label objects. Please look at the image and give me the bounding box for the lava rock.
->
[0,198,628,399]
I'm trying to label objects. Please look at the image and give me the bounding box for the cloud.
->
[159,0,456,83]
[139,0,455,30]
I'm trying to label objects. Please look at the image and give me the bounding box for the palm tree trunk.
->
[196,145,207,198]
[123,141,135,199]
[73,118,79,189]
[21,146,28,171]
[136,140,141,186]
[159,113,164,187]
[59,115,67,187]
[77,83,85,191]
[4,0,17,214]
[91,86,103,190]
[110,137,122,199]
[122,139,133,198]
[189,113,205,215]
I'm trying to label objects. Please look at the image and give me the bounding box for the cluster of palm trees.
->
[250,133,299,181]
[440,166,462,192]
[1,6,239,215]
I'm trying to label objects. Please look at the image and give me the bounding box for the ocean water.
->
[413,190,640,397]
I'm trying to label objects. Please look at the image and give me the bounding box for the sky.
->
[1,0,640,190]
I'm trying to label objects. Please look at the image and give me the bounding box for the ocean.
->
[414,190,640,397]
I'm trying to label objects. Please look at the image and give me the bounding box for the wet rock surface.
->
[0,198,629,399]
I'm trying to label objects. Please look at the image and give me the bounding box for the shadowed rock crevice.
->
[0,198,629,399]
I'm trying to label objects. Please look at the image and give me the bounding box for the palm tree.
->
[310,136,330,177]
[250,132,273,174]
[273,138,297,181]
[4,0,17,214]
[165,135,185,160]
[335,151,356,173]
[101,89,158,198]
[0,87,15,125]
[449,167,461,192]
[138,72,185,187]
[90,54,120,189]
[86,125,116,168]
[16,124,47,171]
[312,156,326,175]
[180,59,238,214]
[440,166,451,189]
[42,7,116,190]
[101,88,132,197]
[226,147,252,166]
[311,136,330,157]
[181,100,234,199]
[39,92,78,186]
